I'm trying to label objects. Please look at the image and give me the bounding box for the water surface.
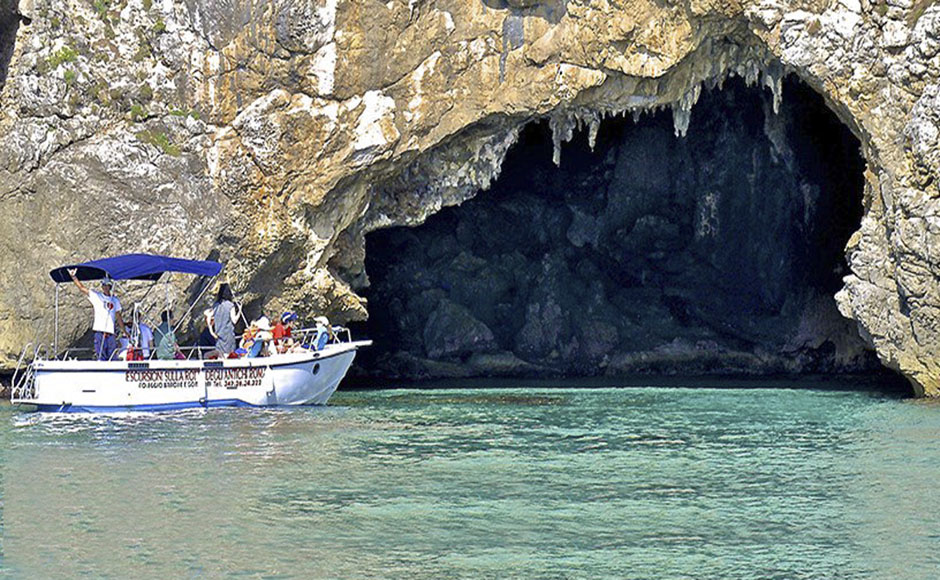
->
[2,386,939,578]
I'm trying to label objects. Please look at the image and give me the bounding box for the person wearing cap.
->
[66,268,127,361]
[273,311,297,353]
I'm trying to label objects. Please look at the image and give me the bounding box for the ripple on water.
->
[1,386,939,578]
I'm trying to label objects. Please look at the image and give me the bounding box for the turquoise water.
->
[2,386,939,578]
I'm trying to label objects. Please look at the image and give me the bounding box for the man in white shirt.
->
[67,269,127,360]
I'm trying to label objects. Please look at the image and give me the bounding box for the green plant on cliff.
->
[129,104,147,121]
[169,108,200,120]
[93,0,110,21]
[135,130,181,156]
[108,87,124,106]
[153,19,166,34]
[908,0,938,26]
[132,42,151,62]
[133,27,154,62]
[63,69,77,87]
[46,46,78,69]
[88,81,110,105]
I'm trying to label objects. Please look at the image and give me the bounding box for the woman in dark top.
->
[211,284,240,356]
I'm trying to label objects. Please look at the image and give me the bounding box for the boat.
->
[10,254,371,413]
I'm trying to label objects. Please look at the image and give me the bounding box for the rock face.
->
[0,1,938,394]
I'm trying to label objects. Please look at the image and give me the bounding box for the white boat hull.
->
[15,341,369,413]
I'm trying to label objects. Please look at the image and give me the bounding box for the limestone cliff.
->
[0,0,938,394]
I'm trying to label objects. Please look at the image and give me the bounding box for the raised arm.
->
[67,268,89,296]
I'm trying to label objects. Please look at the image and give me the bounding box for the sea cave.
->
[352,77,897,384]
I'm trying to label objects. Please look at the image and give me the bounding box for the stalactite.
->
[549,113,575,166]
[762,63,785,115]
[672,84,702,137]
[587,115,600,151]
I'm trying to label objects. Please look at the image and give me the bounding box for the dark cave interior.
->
[353,77,894,383]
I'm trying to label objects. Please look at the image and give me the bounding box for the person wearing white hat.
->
[313,316,334,350]
[248,315,275,357]
[67,268,127,361]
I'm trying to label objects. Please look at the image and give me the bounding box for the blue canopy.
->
[49,253,223,283]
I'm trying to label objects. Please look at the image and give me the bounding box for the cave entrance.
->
[356,77,890,383]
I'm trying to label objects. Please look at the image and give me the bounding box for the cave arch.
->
[353,76,898,385]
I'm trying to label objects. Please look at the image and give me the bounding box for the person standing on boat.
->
[66,269,127,361]
[209,283,241,357]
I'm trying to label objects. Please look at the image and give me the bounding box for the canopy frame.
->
[49,253,222,283]
[50,254,224,360]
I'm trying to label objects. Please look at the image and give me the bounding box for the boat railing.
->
[11,342,38,401]
[52,345,209,361]
[292,325,352,345]
[32,325,354,363]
